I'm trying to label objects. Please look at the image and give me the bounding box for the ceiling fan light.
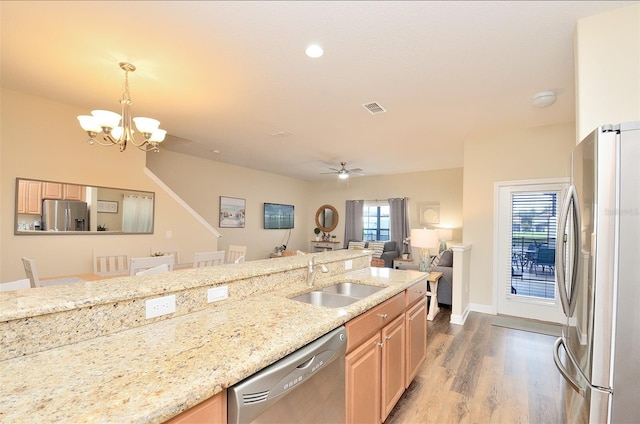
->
[133,117,160,133]
[305,44,323,58]
[77,115,102,133]
[91,110,121,129]
[338,173,349,180]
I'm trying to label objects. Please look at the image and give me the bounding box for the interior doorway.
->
[495,179,568,323]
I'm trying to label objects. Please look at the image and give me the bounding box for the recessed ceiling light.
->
[305,44,323,58]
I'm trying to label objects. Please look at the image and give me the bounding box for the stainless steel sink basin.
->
[321,282,384,298]
[290,291,360,308]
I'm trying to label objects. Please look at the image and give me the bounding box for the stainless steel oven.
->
[228,326,347,424]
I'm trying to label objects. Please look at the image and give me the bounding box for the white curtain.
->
[122,194,154,233]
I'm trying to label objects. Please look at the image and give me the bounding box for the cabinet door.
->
[17,180,42,215]
[346,332,381,424]
[166,390,226,424]
[381,314,406,421]
[405,298,427,387]
[63,184,85,201]
[42,182,63,199]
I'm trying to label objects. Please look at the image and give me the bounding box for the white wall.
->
[575,3,640,140]
[146,150,311,260]
[307,168,464,256]
[462,123,576,308]
[0,89,220,281]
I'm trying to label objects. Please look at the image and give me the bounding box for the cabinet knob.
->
[385,335,392,340]
[409,317,415,321]
[377,342,384,348]
[379,313,388,319]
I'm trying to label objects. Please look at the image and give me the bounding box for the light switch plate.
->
[208,286,228,303]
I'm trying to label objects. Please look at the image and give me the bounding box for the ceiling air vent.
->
[362,102,387,115]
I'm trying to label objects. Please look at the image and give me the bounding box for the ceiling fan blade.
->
[320,171,338,174]
[348,168,364,173]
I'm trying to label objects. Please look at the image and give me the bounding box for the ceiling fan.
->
[322,162,365,179]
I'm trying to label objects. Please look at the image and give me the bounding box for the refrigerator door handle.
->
[556,185,580,316]
[553,337,585,396]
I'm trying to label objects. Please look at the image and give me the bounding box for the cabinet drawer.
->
[346,293,405,353]
[406,279,427,307]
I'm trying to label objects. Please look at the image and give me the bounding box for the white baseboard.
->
[450,304,470,325]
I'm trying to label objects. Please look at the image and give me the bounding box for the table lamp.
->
[410,229,439,272]
[438,228,453,253]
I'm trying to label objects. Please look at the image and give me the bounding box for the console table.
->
[426,271,443,321]
[309,240,341,252]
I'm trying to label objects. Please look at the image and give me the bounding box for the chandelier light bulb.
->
[77,62,165,152]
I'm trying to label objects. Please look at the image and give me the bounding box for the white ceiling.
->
[1,1,634,180]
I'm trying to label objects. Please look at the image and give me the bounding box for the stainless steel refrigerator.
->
[42,199,89,231]
[554,121,639,423]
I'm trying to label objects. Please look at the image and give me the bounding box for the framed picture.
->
[219,196,246,228]
[418,202,439,225]
[97,200,118,214]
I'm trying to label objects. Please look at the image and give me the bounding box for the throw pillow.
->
[438,249,454,267]
[432,251,444,267]
[348,241,366,250]
[367,241,385,259]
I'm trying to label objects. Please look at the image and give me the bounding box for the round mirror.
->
[315,204,338,233]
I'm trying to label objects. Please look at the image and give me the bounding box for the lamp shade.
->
[410,229,439,249]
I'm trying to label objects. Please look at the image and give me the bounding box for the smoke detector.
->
[532,91,557,108]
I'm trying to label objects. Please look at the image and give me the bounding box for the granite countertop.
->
[0,266,426,423]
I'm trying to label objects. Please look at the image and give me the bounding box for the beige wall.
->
[146,151,312,259]
[307,168,464,256]
[462,122,576,309]
[1,89,220,281]
[575,3,640,140]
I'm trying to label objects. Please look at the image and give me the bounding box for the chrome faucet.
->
[307,256,329,286]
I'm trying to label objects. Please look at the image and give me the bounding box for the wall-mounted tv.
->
[264,203,294,229]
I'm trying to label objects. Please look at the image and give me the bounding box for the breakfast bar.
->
[0,250,427,423]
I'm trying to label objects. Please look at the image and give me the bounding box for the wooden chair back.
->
[93,249,129,276]
[135,263,170,276]
[21,257,39,288]
[193,251,226,268]
[129,255,175,276]
[150,247,179,265]
[1,278,31,292]
[227,245,247,264]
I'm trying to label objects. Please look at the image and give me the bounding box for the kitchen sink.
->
[290,282,384,308]
[290,291,360,308]
[321,282,384,298]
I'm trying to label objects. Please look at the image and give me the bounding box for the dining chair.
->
[193,251,226,268]
[129,255,175,276]
[93,249,129,276]
[227,245,247,264]
[234,255,245,264]
[0,278,32,292]
[135,263,170,276]
[150,246,179,265]
[21,257,39,288]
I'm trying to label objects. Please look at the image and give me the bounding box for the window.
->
[362,203,389,241]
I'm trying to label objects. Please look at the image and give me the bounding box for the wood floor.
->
[385,308,568,424]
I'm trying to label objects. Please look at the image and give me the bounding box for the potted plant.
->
[314,227,321,241]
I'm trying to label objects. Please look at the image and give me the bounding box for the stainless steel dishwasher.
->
[228,326,347,424]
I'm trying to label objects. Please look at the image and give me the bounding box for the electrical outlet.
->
[145,294,176,319]
[345,260,353,270]
[207,286,228,303]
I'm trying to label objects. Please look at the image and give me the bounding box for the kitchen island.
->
[0,250,427,423]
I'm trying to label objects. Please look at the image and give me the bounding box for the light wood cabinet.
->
[42,182,85,201]
[17,179,42,215]
[381,314,406,420]
[345,292,405,424]
[405,297,427,387]
[345,332,382,424]
[42,182,63,199]
[345,279,427,423]
[165,390,226,424]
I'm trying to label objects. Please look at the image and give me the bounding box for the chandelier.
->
[77,62,166,153]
